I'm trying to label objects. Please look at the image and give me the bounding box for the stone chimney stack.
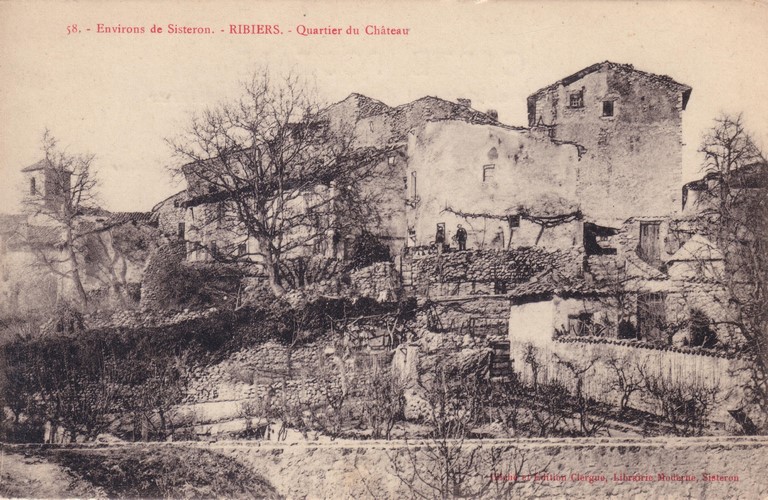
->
[456,98,472,108]
[486,109,498,121]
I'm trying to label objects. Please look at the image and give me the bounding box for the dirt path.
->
[0,450,104,499]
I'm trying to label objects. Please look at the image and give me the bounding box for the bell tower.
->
[21,159,72,212]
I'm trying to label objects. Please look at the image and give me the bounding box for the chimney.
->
[486,109,499,121]
[456,98,472,108]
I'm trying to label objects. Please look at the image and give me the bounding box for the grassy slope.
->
[4,445,281,499]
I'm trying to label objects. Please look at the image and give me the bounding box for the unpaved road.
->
[3,436,767,499]
[0,450,104,498]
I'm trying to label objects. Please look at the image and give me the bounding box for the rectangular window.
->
[602,100,614,117]
[569,91,584,108]
[178,222,185,240]
[508,215,520,228]
[30,177,36,195]
[482,164,495,182]
[238,242,247,256]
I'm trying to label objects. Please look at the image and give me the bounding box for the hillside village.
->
[1,60,766,466]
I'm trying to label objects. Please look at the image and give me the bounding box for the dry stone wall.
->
[415,248,561,284]
[185,339,385,411]
[139,239,187,311]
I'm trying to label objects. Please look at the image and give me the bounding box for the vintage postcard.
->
[1,0,767,498]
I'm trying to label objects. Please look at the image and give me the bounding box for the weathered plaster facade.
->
[404,120,582,249]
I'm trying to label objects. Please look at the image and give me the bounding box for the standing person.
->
[435,224,445,249]
[456,224,467,251]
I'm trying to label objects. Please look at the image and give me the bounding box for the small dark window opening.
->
[208,185,218,194]
[507,215,520,228]
[602,100,614,117]
[30,177,36,195]
[569,91,584,108]
[584,222,617,256]
[238,242,247,256]
[177,222,185,240]
[209,241,218,259]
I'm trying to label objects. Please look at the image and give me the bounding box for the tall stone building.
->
[527,61,692,222]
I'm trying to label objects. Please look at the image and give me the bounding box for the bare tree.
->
[696,113,768,431]
[22,130,98,309]
[605,354,645,414]
[555,354,608,436]
[389,359,548,499]
[638,364,721,437]
[359,355,406,440]
[167,69,390,296]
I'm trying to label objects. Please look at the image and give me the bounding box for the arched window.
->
[487,147,498,161]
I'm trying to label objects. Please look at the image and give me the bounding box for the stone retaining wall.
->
[414,248,566,284]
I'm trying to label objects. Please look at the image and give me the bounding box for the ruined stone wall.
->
[348,261,399,301]
[153,191,187,238]
[82,306,222,331]
[185,339,387,412]
[419,296,511,333]
[138,239,187,310]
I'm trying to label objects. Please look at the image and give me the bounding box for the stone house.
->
[527,61,691,222]
[153,61,728,307]
[0,161,159,312]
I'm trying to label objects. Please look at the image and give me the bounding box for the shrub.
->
[689,308,717,348]
[349,230,391,269]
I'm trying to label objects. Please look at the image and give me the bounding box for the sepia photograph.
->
[1,0,767,498]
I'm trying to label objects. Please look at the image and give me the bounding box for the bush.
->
[689,308,717,348]
[349,230,391,269]
[641,370,720,436]
[617,320,637,340]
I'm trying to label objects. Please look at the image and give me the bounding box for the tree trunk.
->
[258,237,286,296]
[66,227,89,309]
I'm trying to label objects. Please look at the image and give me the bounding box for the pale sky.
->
[1,0,767,212]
